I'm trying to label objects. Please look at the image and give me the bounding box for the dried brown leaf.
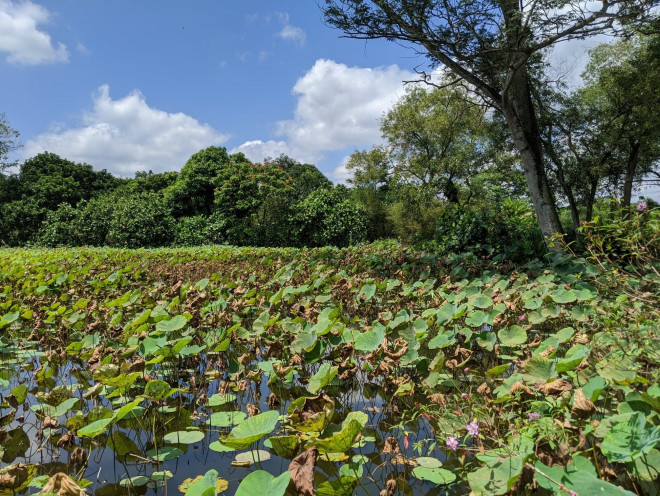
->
[288,447,318,496]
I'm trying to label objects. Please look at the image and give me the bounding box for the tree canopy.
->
[322,0,658,246]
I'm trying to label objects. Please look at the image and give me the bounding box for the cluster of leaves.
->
[0,233,658,495]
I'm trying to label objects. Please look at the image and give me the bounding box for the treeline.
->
[0,149,368,250]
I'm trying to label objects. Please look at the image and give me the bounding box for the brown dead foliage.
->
[477,382,491,397]
[381,436,400,455]
[509,381,535,397]
[0,464,29,490]
[246,403,260,417]
[536,379,572,397]
[571,389,596,418]
[39,473,87,496]
[288,447,318,496]
[428,393,447,407]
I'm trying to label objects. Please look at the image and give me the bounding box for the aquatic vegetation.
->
[0,243,658,495]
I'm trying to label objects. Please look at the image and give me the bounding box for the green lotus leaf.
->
[146,446,184,461]
[209,411,246,427]
[78,417,114,438]
[208,392,237,406]
[353,324,385,353]
[164,429,205,445]
[314,419,364,454]
[267,435,301,459]
[601,411,660,463]
[316,476,358,496]
[412,466,456,485]
[223,410,280,449]
[30,397,79,418]
[308,363,338,394]
[498,326,527,347]
[235,470,290,496]
[156,314,188,332]
[467,454,525,496]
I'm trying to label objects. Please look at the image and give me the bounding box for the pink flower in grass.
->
[636,200,647,212]
[466,421,479,436]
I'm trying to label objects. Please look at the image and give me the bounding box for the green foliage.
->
[0,152,118,246]
[212,160,293,246]
[106,192,174,248]
[431,198,544,261]
[38,191,174,248]
[269,154,332,201]
[289,187,368,247]
[165,146,230,217]
[380,85,493,204]
[577,203,660,293]
[174,215,222,246]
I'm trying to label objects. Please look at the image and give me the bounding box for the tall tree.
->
[0,114,20,172]
[540,34,660,227]
[380,84,492,205]
[322,0,657,247]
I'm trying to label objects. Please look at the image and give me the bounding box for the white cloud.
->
[277,59,414,160]
[24,85,229,175]
[276,12,306,46]
[231,140,291,163]
[546,35,610,88]
[331,157,353,184]
[0,0,68,65]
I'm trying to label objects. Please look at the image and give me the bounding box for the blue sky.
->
[0,0,606,183]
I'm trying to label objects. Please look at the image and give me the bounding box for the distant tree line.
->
[0,145,368,249]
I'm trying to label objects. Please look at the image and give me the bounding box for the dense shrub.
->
[37,203,79,247]
[578,201,659,272]
[432,198,545,261]
[38,192,175,248]
[290,188,368,247]
[106,192,174,248]
[174,215,226,246]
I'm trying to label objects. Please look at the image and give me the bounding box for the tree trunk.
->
[501,67,565,249]
[585,179,598,222]
[546,144,581,232]
[622,139,641,210]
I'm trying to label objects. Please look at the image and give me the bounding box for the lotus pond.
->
[0,244,659,496]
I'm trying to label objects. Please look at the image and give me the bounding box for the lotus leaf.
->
[234,470,290,496]
[223,410,280,449]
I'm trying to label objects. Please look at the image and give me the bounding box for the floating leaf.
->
[179,472,228,495]
[498,326,527,347]
[208,393,237,406]
[234,450,271,465]
[224,410,280,449]
[164,429,205,445]
[146,446,185,461]
[234,470,290,496]
[209,411,246,427]
[353,324,385,353]
[412,466,456,485]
